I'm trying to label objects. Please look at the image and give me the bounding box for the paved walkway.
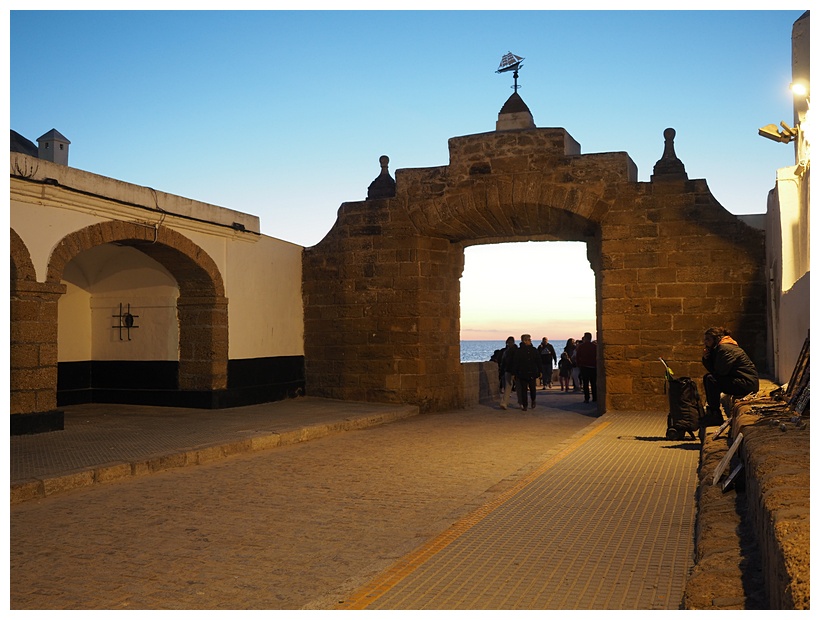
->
[338,409,700,610]
[10,393,701,609]
[11,397,419,501]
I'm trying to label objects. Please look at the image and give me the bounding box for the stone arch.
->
[10,227,37,283]
[10,227,65,416]
[304,127,766,413]
[47,221,228,391]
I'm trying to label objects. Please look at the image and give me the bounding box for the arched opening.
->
[47,222,229,406]
[57,243,181,405]
[459,240,599,408]
[460,241,596,361]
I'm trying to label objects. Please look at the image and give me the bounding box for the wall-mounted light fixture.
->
[758,121,799,143]
[758,79,809,144]
[113,303,139,341]
[790,80,810,99]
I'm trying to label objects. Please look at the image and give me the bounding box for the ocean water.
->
[460,339,567,367]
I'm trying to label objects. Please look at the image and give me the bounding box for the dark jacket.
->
[538,342,557,367]
[575,340,596,368]
[512,343,543,380]
[702,337,758,392]
[500,344,517,374]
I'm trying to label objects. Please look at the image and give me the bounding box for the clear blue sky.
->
[8,8,806,342]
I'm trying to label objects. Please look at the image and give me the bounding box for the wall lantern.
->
[113,303,139,341]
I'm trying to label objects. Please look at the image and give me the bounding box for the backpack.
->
[666,376,704,439]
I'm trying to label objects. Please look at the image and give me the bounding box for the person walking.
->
[512,334,543,411]
[489,342,506,392]
[558,351,573,392]
[575,332,597,403]
[499,336,518,410]
[701,326,759,421]
[538,337,557,389]
[563,338,579,392]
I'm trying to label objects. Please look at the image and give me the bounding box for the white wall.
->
[765,166,811,384]
[12,154,305,364]
[225,235,304,358]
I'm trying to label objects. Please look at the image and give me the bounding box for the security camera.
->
[758,123,793,143]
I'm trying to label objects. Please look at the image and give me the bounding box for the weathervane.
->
[496,52,524,92]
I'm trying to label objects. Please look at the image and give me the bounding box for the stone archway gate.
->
[303,127,766,413]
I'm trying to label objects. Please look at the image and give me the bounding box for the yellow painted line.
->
[337,419,612,609]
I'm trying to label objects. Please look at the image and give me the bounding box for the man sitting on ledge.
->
[701,326,759,423]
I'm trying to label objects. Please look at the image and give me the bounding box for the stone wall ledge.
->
[685,379,809,609]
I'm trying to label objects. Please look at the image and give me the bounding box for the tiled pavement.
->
[338,411,700,610]
[10,397,419,499]
[10,396,700,609]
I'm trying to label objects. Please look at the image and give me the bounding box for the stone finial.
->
[366,155,396,200]
[496,92,535,131]
[651,128,688,182]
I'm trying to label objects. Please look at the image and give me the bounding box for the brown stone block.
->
[11,480,44,504]
[601,268,637,284]
[95,463,133,484]
[677,265,733,283]
[10,321,51,344]
[10,390,37,414]
[637,267,678,284]
[10,298,41,322]
[602,298,650,315]
[624,283,658,298]
[600,284,625,298]
[650,298,682,314]
[34,390,57,411]
[39,343,58,366]
[665,251,715,267]
[673,314,711,332]
[15,367,57,390]
[626,314,672,331]
[43,470,95,496]
[606,374,633,394]
[682,296,718,313]
[603,345,626,360]
[641,330,682,346]
[657,282,701,298]
[10,343,39,368]
[623,252,660,269]
[400,374,420,390]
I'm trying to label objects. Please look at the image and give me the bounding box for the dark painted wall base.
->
[11,410,65,435]
[56,356,305,409]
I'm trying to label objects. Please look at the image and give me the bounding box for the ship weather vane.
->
[496,52,524,92]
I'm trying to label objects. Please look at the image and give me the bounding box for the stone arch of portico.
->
[47,221,228,392]
[410,176,610,410]
[11,227,67,415]
[10,228,36,283]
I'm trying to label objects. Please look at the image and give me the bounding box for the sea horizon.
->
[460,338,574,365]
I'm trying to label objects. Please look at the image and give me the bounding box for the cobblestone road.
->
[11,402,601,610]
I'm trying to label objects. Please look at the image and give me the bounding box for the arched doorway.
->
[46,221,228,405]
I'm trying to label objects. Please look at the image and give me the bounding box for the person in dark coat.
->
[701,326,759,419]
[537,337,557,389]
[512,334,543,411]
[574,332,597,403]
[499,336,518,410]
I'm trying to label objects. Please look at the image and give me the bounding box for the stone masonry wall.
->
[601,180,766,411]
[303,127,766,413]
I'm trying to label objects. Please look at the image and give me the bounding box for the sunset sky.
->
[9,8,803,342]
